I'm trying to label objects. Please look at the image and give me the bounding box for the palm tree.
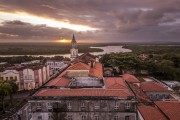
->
[0,80,12,113]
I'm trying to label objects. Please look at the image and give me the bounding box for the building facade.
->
[0,65,50,91]
[16,54,137,120]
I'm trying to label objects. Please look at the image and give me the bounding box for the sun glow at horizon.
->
[55,39,70,43]
[0,11,98,31]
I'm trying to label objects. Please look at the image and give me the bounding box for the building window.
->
[36,103,42,111]
[114,101,119,110]
[94,102,100,110]
[114,115,119,120]
[67,115,73,120]
[15,76,17,80]
[10,77,13,80]
[94,115,99,120]
[47,102,52,111]
[149,94,153,99]
[24,75,32,80]
[156,94,159,99]
[48,115,52,120]
[67,102,72,110]
[38,116,42,120]
[125,116,129,120]
[162,94,166,99]
[81,102,86,110]
[125,102,130,109]
[82,115,87,120]
[6,77,8,80]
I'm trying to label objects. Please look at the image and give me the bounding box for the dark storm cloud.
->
[114,0,180,32]
[0,20,79,41]
[0,0,180,42]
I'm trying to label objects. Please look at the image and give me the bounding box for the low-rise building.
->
[137,105,168,120]
[137,101,180,120]
[0,65,50,91]
[17,54,137,120]
[140,81,172,100]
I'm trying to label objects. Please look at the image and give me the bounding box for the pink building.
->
[0,65,50,91]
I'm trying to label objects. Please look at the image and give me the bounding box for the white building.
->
[0,69,20,88]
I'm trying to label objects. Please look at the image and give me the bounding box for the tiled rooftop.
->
[105,77,128,89]
[129,83,151,102]
[45,77,70,87]
[89,62,103,78]
[155,101,180,120]
[33,89,133,99]
[67,62,90,70]
[137,105,167,120]
[122,74,140,83]
[140,81,170,92]
[72,53,96,63]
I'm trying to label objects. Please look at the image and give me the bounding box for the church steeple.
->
[71,34,77,49]
[70,34,78,59]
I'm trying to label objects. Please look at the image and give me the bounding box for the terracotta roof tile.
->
[155,101,180,120]
[137,105,167,120]
[140,82,170,92]
[105,77,127,89]
[45,77,70,87]
[129,83,151,102]
[89,62,103,78]
[33,89,133,99]
[67,62,90,70]
[122,74,140,83]
[73,53,96,63]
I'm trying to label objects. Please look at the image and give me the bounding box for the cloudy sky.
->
[0,0,180,43]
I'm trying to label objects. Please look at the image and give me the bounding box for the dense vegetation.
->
[0,56,71,65]
[0,80,18,114]
[100,45,180,81]
[0,43,103,55]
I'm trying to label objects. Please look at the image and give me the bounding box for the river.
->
[0,46,132,58]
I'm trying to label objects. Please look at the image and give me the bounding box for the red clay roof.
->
[34,89,133,99]
[129,83,151,102]
[105,77,127,89]
[140,82,170,92]
[67,62,90,70]
[89,62,103,78]
[137,105,167,120]
[45,77,70,87]
[155,101,180,120]
[73,53,96,63]
[122,74,140,83]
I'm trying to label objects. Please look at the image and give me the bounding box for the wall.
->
[23,68,35,90]
[145,91,170,100]
[66,70,89,77]
[29,99,136,120]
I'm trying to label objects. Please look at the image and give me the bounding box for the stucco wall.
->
[66,70,89,77]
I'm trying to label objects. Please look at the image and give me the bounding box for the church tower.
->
[70,34,78,59]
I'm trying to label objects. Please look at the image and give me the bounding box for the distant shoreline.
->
[0,43,179,56]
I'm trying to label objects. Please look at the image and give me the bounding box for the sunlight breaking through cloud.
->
[0,12,98,31]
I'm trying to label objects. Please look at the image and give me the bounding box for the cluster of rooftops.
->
[31,53,180,120]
